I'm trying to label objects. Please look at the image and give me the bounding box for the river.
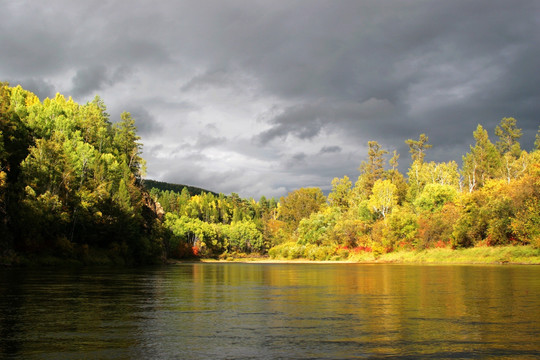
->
[1,263,539,359]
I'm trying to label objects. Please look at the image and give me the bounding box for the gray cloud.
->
[128,106,164,137]
[181,68,241,92]
[1,0,539,198]
[254,98,398,145]
[320,146,342,154]
[71,65,131,98]
[194,134,228,150]
[255,103,328,144]
[6,78,56,100]
[71,66,109,98]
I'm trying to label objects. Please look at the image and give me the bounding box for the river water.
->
[1,263,539,359]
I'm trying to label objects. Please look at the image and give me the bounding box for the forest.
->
[0,83,166,265]
[1,83,539,265]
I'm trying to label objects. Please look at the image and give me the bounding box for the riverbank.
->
[365,245,540,264]
[199,245,540,265]
[4,245,539,267]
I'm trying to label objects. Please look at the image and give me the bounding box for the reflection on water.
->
[1,264,539,359]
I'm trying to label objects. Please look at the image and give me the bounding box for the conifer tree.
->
[494,117,522,157]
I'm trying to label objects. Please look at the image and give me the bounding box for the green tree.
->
[296,207,340,246]
[114,112,145,178]
[0,84,166,264]
[495,117,522,157]
[383,150,408,204]
[461,125,501,191]
[404,135,433,201]
[389,150,399,172]
[279,187,326,233]
[328,176,352,210]
[422,161,460,188]
[386,206,418,249]
[406,160,425,201]
[414,183,458,213]
[227,220,264,253]
[368,179,397,219]
[354,141,387,200]
[405,133,432,163]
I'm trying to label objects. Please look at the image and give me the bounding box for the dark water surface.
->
[1,263,539,359]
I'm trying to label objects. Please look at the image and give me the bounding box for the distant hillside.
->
[143,179,218,197]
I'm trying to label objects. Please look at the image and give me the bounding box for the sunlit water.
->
[1,263,539,359]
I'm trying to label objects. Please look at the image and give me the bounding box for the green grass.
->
[368,245,540,264]
[267,243,540,264]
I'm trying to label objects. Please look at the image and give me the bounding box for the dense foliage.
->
[0,83,165,265]
[1,83,538,264]
[269,120,540,260]
[149,187,278,257]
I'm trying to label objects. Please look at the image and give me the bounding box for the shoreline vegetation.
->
[197,245,540,265]
[5,245,539,267]
[1,84,539,267]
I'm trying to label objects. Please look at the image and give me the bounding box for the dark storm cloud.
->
[244,1,539,148]
[71,65,131,98]
[127,106,164,137]
[254,98,398,145]
[71,66,109,98]
[255,103,328,144]
[6,78,56,100]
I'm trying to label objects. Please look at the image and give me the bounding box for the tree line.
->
[269,118,540,260]
[153,116,539,261]
[1,83,539,264]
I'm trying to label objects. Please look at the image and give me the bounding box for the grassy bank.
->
[264,245,540,265]
[376,245,540,264]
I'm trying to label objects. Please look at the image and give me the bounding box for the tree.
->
[386,206,418,249]
[296,207,340,246]
[405,133,432,163]
[227,220,264,253]
[494,117,522,157]
[114,112,145,178]
[461,125,501,191]
[494,117,527,183]
[328,176,352,210]
[422,161,460,188]
[368,179,397,219]
[0,84,166,264]
[389,150,399,172]
[405,134,433,200]
[360,141,387,183]
[279,187,326,232]
[355,141,387,199]
[383,150,408,204]
[414,183,458,213]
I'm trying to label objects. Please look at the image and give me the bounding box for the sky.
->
[1,0,539,199]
